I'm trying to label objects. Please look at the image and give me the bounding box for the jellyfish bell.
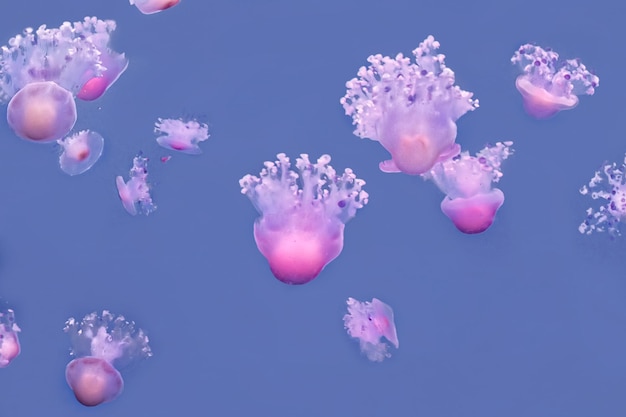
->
[440,189,505,234]
[130,0,181,14]
[515,76,578,119]
[0,309,21,368]
[58,130,105,175]
[65,357,124,407]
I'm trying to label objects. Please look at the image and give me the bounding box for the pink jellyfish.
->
[511,44,599,119]
[58,130,104,176]
[64,311,152,407]
[240,153,368,285]
[130,0,181,14]
[116,154,156,216]
[343,297,398,362]
[341,35,479,175]
[423,141,514,234]
[155,118,209,154]
[0,309,21,368]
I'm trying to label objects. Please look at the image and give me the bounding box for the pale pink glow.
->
[116,154,156,216]
[64,311,152,407]
[511,44,599,119]
[423,142,513,234]
[0,309,21,368]
[341,35,478,175]
[240,153,368,285]
[154,118,209,154]
[58,130,104,176]
[130,0,181,14]
[343,297,398,362]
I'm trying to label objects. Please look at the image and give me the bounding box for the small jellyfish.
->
[423,141,514,234]
[341,35,478,175]
[64,311,152,407]
[154,118,209,154]
[240,153,368,285]
[116,154,156,216]
[130,0,181,14]
[511,44,599,119]
[0,309,21,368]
[58,130,104,176]
[343,297,398,362]
[579,154,626,237]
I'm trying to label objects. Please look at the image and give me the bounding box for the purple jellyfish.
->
[155,118,209,154]
[240,153,368,285]
[343,297,398,362]
[341,35,478,175]
[58,130,104,176]
[116,154,156,216]
[511,44,599,119]
[0,309,21,368]
[64,311,152,407]
[423,141,514,234]
[130,0,181,14]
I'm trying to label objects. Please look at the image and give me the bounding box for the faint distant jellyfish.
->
[64,311,152,407]
[423,141,514,234]
[511,44,599,119]
[116,154,156,216]
[343,297,398,362]
[130,0,181,14]
[240,153,368,285]
[155,118,209,154]
[341,35,478,175]
[58,130,104,176]
[0,309,21,368]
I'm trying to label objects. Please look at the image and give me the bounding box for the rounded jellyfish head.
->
[267,234,327,285]
[65,357,124,407]
[440,189,505,234]
[515,76,578,119]
[77,77,108,101]
[7,81,77,143]
[389,134,440,175]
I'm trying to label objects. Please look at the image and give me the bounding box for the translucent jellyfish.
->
[341,35,479,175]
[511,44,599,119]
[130,0,181,14]
[423,141,514,234]
[0,309,21,368]
[343,297,398,362]
[116,154,156,216]
[240,153,368,285]
[64,311,152,407]
[58,130,104,176]
[155,118,209,154]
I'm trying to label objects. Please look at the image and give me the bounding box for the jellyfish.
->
[0,309,21,368]
[511,44,599,119]
[116,154,156,216]
[130,0,181,14]
[579,154,626,237]
[58,130,104,176]
[63,311,152,407]
[154,118,209,154]
[0,17,122,142]
[240,153,368,285]
[423,141,514,234]
[341,35,479,175]
[343,297,398,362]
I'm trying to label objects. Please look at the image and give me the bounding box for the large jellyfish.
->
[423,141,514,234]
[341,35,479,175]
[116,154,156,216]
[64,311,152,407]
[0,309,21,368]
[130,0,181,14]
[343,297,398,362]
[58,130,104,176]
[511,44,599,119]
[240,153,368,285]
[579,154,626,237]
[155,118,209,154]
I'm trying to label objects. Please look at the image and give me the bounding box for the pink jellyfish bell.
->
[58,130,105,175]
[154,117,210,154]
[0,308,21,368]
[240,153,368,285]
[116,154,156,216]
[130,0,181,14]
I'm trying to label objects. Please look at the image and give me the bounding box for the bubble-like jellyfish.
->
[511,44,599,119]
[240,153,368,285]
[116,154,156,216]
[423,141,514,234]
[343,297,398,362]
[130,0,181,14]
[63,311,152,407]
[58,130,104,176]
[155,118,209,154]
[341,35,479,175]
[0,309,21,368]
